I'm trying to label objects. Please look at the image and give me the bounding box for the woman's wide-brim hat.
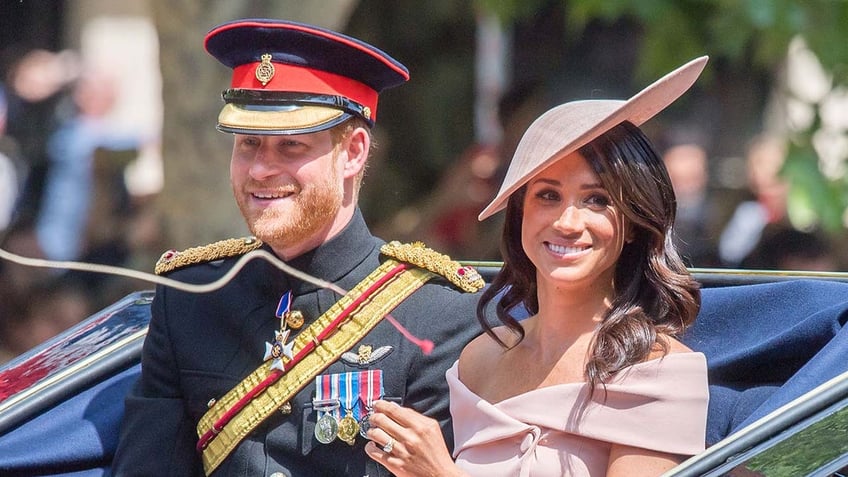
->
[478,56,709,221]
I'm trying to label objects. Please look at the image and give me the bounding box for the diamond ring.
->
[382,437,394,453]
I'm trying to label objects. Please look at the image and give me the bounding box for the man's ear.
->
[342,126,370,179]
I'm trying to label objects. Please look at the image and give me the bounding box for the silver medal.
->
[314,413,339,444]
[358,412,372,439]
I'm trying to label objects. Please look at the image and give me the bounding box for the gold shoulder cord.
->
[154,237,263,275]
[380,241,484,292]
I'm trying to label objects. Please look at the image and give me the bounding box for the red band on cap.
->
[231,62,379,119]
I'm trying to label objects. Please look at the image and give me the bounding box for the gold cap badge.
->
[255,53,275,86]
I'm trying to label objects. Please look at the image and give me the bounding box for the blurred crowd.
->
[0,48,163,363]
[1,48,845,365]
[662,131,843,272]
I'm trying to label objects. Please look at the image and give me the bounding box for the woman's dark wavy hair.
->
[475,121,701,390]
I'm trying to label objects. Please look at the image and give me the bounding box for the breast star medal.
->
[264,291,297,371]
[263,329,294,372]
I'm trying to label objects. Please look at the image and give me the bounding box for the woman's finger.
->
[365,425,391,445]
[364,433,402,460]
[366,405,407,439]
[372,399,424,427]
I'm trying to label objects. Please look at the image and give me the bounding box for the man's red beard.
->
[237,171,343,252]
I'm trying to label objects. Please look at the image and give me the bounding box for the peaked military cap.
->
[204,18,410,135]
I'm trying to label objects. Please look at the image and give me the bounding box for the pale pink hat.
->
[478,56,709,221]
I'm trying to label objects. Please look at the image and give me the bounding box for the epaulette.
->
[380,241,485,293]
[154,236,263,275]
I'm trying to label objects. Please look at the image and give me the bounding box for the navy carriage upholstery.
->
[684,278,848,445]
[0,272,846,475]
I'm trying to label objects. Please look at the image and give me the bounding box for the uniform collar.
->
[284,208,378,294]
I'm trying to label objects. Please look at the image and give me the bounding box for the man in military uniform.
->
[113,19,485,476]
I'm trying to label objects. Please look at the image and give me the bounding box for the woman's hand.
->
[363,400,467,477]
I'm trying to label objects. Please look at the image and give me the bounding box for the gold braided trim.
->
[380,241,485,293]
[154,237,263,275]
[198,259,435,475]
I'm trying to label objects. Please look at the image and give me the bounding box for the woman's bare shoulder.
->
[458,326,513,381]
[648,334,694,360]
[665,335,693,353]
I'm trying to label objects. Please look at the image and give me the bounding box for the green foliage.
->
[784,145,846,232]
[476,0,848,73]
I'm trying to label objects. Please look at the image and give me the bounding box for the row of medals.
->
[273,305,372,446]
[314,399,372,445]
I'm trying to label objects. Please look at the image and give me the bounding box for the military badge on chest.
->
[312,369,384,446]
[263,291,303,371]
[341,344,394,367]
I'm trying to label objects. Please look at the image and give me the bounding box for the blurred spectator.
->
[0,84,21,232]
[0,221,50,301]
[718,134,790,267]
[417,143,501,258]
[3,48,79,226]
[661,132,723,267]
[35,68,140,263]
[0,56,158,362]
[741,225,841,271]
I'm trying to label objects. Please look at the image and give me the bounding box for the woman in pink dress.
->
[364,57,711,477]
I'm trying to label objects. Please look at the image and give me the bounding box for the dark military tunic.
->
[113,210,484,476]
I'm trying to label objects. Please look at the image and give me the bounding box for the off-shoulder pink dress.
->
[448,352,708,477]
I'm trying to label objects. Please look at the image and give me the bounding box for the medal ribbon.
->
[314,374,341,420]
[358,370,383,418]
[199,263,410,454]
[341,372,359,419]
[276,290,291,320]
[331,373,340,419]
